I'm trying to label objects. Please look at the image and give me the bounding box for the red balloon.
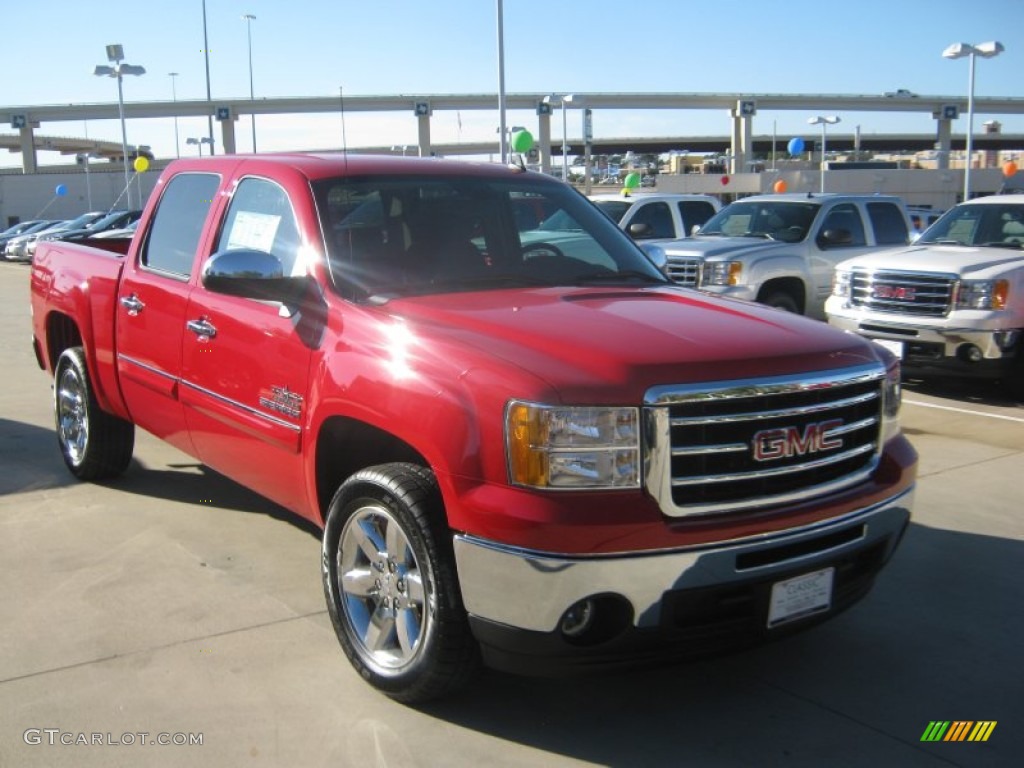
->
[720,175,730,186]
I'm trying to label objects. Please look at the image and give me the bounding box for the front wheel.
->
[322,463,479,703]
[760,291,801,314]
[54,347,134,480]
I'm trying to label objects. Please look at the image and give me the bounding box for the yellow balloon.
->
[133,156,150,173]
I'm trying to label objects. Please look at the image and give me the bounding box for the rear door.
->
[180,175,316,515]
[115,171,222,455]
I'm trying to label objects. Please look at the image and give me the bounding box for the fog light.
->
[957,344,983,363]
[560,599,595,638]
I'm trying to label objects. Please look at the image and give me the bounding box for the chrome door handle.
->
[186,319,217,339]
[119,294,145,316]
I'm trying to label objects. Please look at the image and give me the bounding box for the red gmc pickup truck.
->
[30,154,916,703]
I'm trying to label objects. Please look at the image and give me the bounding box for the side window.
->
[140,173,220,277]
[867,202,910,245]
[216,177,302,275]
[819,204,866,247]
[677,201,716,232]
[631,202,673,239]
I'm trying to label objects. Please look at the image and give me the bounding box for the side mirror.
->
[817,228,853,248]
[627,221,652,239]
[201,249,309,304]
[639,243,667,272]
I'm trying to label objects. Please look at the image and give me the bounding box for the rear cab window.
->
[866,202,910,245]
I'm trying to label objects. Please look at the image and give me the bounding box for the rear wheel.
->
[322,463,479,703]
[54,347,134,480]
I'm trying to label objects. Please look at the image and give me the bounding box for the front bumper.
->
[827,311,1021,378]
[453,488,912,672]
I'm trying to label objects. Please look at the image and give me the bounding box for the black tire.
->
[1003,345,1024,401]
[322,462,480,703]
[761,291,801,313]
[54,347,134,480]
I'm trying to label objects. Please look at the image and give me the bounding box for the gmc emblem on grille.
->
[752,419,844,462]
[873,285,916,301]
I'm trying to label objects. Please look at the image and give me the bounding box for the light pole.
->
[94,44,145,209]
[187,137,213,156]
[168,72,180,158]
[807,115,840,193]
[543,94,574,181]
[242,14,257,153]
[943,41,1004,200]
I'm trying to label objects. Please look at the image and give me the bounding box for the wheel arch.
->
[757,277,807,313]
[314,416,429,525]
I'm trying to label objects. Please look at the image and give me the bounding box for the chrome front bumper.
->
[827,312,1020,361]
[453,488,912,633]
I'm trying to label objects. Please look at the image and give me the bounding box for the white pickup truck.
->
[826,194,1024,396]
[589,193,720,242]
[643,193,912,318]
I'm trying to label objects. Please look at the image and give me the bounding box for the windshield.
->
[313,174,667,301]
[918,202,1024,247]
[698,200,819,243]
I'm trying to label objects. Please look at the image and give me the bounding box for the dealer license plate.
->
[767,567,834,628]
[872,339,904,359]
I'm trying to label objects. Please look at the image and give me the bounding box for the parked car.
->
[36,209,143,247]
[22,212,107,260]
[827,193,1024,396]
[31,153,915,703]
[643,193,912,318]
[3,220,63,261]
[589,192,721,241]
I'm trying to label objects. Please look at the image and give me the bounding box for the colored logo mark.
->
[920,721,997,742]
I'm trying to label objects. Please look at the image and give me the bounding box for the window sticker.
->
[227,210,281,252]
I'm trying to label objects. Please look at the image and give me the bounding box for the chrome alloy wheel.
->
[56,364,88,466]
[337,503,433,671]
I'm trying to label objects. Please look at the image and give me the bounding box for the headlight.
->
[956,279,1008,310]
[832,269,852,298]
[505,401,640,489]
[701,261,742,286]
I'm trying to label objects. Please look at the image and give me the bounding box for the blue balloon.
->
[55,184,68,197]
[787,137,805,156]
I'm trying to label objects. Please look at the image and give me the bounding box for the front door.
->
[180,176,318,515]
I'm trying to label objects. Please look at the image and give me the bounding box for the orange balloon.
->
[1003,161,1019,177]
[773,179,788,193]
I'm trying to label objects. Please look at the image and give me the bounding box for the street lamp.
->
[943,41,1005,200]
[807,115,840,193]
[187,137,213,156]
[543,94,574,181]
[94,44,145,208]
[242,14,257,153]
[168,72,180,158]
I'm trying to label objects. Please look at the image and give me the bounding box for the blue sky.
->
[3,0,1022,166]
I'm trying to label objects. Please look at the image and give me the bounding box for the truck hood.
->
[837,243,1024,278]
[388,286,879,403]
[659,236,790,261]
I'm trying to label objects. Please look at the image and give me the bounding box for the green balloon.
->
[510,129,534,154]
[624,172,641,189]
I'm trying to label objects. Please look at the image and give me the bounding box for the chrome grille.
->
[664,256,702,287]
[849,268,955,317]
[644,365,885,517]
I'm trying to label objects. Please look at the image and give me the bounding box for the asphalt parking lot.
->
[1,260,1021,768]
